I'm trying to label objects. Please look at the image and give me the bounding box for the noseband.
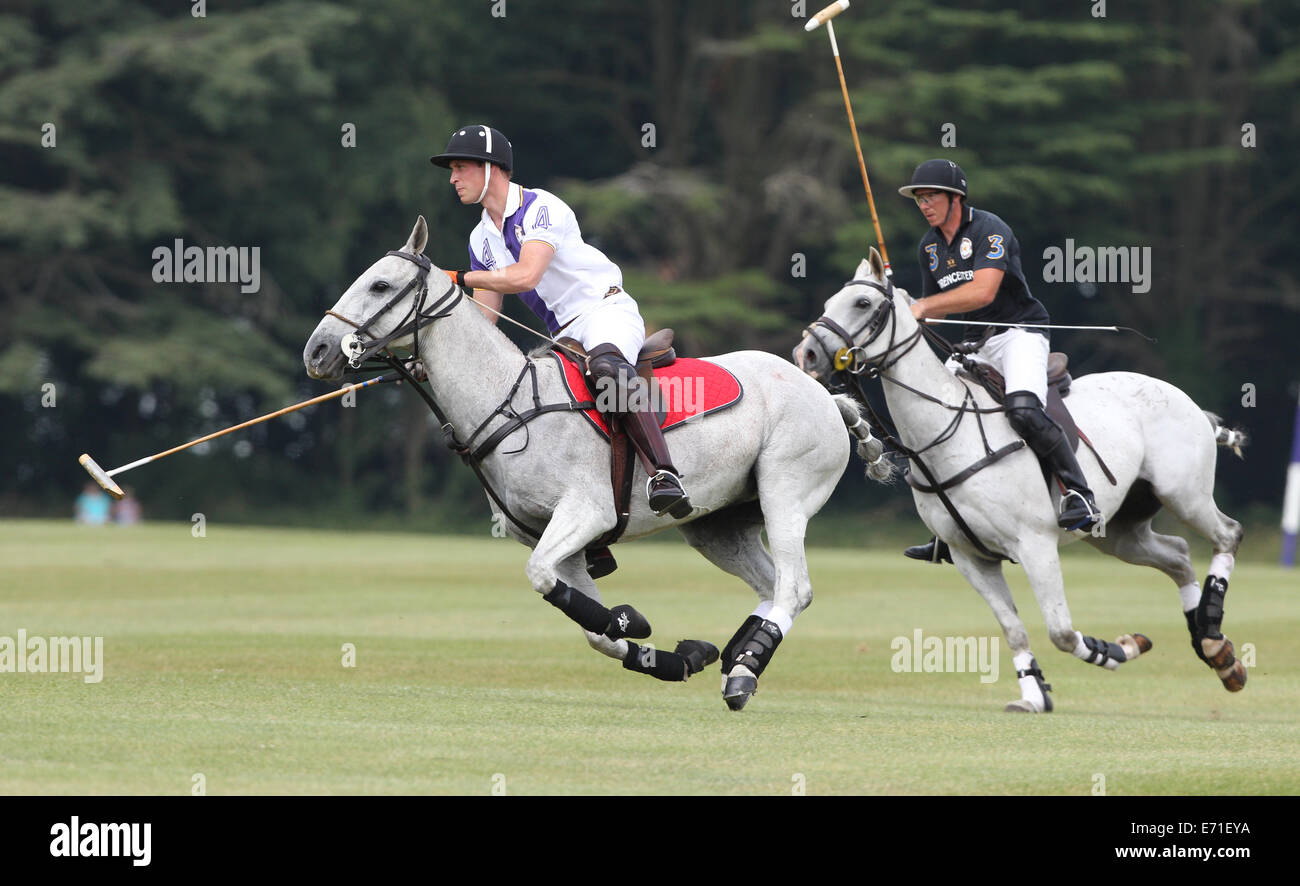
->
[326,250,463,368]
[804,276,920,377]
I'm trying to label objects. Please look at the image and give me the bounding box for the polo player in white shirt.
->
[432,125,692,519]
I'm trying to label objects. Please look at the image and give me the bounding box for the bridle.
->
[320,247,589,547]
[326,250,463,368]
[801,273,1019,563]
[803,275,924,378]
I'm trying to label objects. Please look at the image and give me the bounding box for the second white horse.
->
[797,248,1248,712]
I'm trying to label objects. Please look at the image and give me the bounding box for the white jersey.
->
[467,183,624,335]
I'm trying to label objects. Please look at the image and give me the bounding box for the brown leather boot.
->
[588,344,693,519]
[622,405,693,518]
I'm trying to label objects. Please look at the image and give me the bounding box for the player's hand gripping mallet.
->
[806,1,892,276]
[78,373,398,499]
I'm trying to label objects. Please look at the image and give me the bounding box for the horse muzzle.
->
[304,331,349,381]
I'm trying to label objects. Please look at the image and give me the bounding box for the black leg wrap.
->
[722,618,783,678]
[605,604,651,640]
[542,581,651,640]
[1197,575,1228,639]
[1186,585,1236,672]
[720,615,762,675]
[1080,634,1127,667]
[622,642,688,682]
[674,639,720,676]
[543,580,612,634]
[1185,608,1209,663]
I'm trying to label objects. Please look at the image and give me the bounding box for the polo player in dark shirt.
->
[899,159,1099,564]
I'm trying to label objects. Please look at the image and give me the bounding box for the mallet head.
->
[805,0,850,31]
[79,454,125,500]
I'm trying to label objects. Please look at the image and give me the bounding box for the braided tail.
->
[834,394,897,483]
[1205,411,1249,459]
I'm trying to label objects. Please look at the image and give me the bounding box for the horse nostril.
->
[310,342,328,365]
[804,349,818,366]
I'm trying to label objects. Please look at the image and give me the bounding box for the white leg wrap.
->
[1071,629,1121,670]
[1013,650,1048,712]
[1209,552,1235,581]
[1179,581,1201,612]
[752,602,793,637]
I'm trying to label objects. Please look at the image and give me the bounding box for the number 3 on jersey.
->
[925,243,938,271]
[986,235,1005,260]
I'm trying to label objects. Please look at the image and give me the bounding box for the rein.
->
[334,251,592,542]
[805,276,1019,561]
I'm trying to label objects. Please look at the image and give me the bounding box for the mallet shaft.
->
[827,20,892,276]
[104,374,395,478]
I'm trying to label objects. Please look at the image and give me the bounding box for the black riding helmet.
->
[430,125,513,172]
[898,159,967,199]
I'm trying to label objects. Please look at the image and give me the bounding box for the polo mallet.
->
[806,0,892,276]
[78,373,399,499]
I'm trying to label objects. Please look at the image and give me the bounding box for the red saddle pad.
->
[553,351,744,440]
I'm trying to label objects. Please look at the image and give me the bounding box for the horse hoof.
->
[723,674,758,711]
[1219,659,1247,692]
[1004,699,1038,713]
[1116,632,1153,660]
[605,604,651,640]
[675,639,719,676]
[1200,635,1235,671]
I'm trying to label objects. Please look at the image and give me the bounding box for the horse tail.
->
[1204,411,1249,459]
[834,394,898,483]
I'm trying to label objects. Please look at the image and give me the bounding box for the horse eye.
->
[371,280,390,292]
[856,298,870,309]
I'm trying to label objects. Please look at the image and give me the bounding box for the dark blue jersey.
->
[917,204,1049,341]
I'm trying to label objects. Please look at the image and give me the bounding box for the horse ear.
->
[404,216,429,256]
[855,257,873,279]
[868,246,886,280]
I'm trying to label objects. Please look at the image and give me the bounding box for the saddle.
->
[956,352,1077,450]
[955,351,1117,487]
[556,327,678,373]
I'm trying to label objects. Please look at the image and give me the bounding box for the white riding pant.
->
[943,327,1050,405]
[564,290,645,365]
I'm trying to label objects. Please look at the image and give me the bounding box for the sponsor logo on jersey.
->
[960,237,972,259]
[936,269,975,289]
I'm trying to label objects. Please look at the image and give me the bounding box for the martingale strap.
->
[366,355,557,542]
[906,441,1026,493]
[464,360,595,462]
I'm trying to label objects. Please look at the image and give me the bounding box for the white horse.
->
[796,248,1248,712]
[303,217,850,710]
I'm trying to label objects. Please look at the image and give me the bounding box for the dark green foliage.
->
[2,0,1296,525]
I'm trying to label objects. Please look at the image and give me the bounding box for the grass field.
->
[1,518,1297,795]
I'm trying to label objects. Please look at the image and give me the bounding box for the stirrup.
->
[646,470,692,519]
[1059,489,1099,531]
[904,537,952,564]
